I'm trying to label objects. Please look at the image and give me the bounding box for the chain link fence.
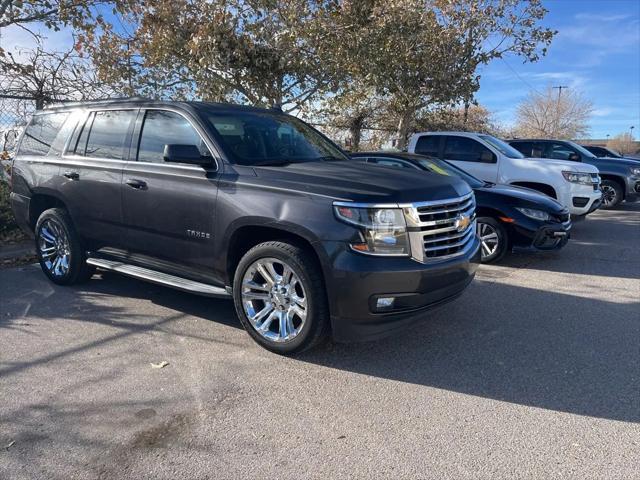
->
[1,94,38,180]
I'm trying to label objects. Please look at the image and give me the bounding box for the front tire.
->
[600,180,623,209]
[35,208,95,285]
[233,241,329,354]
[476,217,509,263]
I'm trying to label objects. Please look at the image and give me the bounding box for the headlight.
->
[562,171,593,185]
[515,207,551,221]
[334,203,410,256]
[630,167,640,176]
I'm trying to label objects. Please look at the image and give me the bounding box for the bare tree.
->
[0,38,115,108]
[515,86,593,139]
[607,133,637,155]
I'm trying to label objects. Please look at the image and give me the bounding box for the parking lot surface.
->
[1,204,639,480]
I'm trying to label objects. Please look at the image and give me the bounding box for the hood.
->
[475,182,565,213]
[250,161,471,204]
[594,156,640,168]
[522,157,599,173]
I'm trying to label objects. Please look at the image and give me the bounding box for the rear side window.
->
[443,136,493,163]
[414,135,440,156]
[78,110,136,160]
[510,142,533,156]
[137,110,211,163]
[18,112,70,156]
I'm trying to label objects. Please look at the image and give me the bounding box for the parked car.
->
[351,152,571,263]
[10,99,481,354]
[407,132,602,217]
[508,139,640,209]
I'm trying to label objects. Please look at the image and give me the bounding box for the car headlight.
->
[334,203,410,256]
[515,207,551,221]
[562,171,593,185]
[630,167,640,176]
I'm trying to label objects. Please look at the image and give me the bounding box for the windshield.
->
[479,134,525,159]
[416,157,485,188]
[566,141,597,159]
[203,110,348,166]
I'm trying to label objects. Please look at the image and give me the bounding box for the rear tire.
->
[233,241,329,354]
[476,217,509,263]
[35,208,95,285]
[600,180,623,209]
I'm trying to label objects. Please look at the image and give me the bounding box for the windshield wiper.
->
[254,160,295,167]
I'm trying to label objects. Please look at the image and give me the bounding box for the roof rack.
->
[44,96,150,109]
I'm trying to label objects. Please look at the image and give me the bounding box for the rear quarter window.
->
[17,112,70,157]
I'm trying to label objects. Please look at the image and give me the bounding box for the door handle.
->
[125,178,147,190]
[63,171,80,180]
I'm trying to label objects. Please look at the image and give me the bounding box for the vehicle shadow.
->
[297,279,640,423]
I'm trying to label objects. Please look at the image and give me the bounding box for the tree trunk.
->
[349,115,365,152]
[395,110,415,151]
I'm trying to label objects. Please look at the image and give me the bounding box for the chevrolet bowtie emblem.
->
[454,214,471,232]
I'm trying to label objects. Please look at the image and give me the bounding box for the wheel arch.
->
[599,174,626,199]
[28,191,67,229]
[509,181,557,199]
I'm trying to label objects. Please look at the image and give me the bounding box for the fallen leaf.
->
[150,361,169,369]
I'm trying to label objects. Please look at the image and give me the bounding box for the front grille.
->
[404,192,477,262]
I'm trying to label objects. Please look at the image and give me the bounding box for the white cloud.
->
[0,23,75,60]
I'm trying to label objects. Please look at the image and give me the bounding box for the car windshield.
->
[566,141,597,159]
[415,157,485,188]
[203,110,348,166]
[479,134,525,159]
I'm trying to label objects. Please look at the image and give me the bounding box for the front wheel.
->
[476,217,509,263]
[233,241,329,354]
[600,180,623,209]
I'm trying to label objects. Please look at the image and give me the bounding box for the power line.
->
[552,85,569,102]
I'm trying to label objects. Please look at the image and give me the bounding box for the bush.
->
[0,178,20,238]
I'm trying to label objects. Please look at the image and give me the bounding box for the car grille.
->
[591,173,601,191]
[404,192,477,262]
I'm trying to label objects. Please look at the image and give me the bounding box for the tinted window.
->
[546,142,576,161]
[443,136,493,163]
[368,157,416,169]
[74,112,94,155]
[204,111,347,166]
[18,112,70,156]
[84,110,136,160]
[138,110,211,163]
[414,135,440,156]
[478,135,524,159]
[509,141,533,156]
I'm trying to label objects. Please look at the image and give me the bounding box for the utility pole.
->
[552,85,569,103]
[630,126,635,139]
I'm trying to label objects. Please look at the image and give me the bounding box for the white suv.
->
[407,132,602,216]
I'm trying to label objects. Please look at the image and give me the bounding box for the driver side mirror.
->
[568,153,581,162]
[480,150,496,163]
[163,144,211,165]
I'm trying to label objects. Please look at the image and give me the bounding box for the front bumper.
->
[321,237,481,342]
[511,220,571,252]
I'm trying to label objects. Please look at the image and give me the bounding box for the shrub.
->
[0,177,20,237]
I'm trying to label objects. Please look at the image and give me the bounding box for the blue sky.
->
[476,0,640,139]
[2,0,639,139]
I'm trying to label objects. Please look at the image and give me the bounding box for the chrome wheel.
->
[241,258,307,343]
[601,184,617,207]
[38,219,71,277]
[477,222,500,260]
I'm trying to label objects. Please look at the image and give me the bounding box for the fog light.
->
[376,297,395,309]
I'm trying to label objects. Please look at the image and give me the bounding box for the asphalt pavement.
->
[1,203,639,479]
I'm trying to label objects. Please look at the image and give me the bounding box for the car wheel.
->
[476,217,509,263]
[35,208,95,285]
[233,241,329,354]
[600,180,623,209]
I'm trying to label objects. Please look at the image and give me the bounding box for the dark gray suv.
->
[10,99,480,354]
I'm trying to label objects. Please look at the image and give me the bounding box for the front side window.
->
[204,111,347,166]
[545,142,577,161]
[443,136,494,163]
[479,135,524,159]
[82,110,136,160]
[18,112,70,156]
[414,135,440,157]
[138,110,211,163]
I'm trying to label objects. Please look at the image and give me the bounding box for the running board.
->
[86,257,231,298]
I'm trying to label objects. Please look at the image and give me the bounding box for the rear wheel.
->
[233,241,329,354]
[35,208,95,285]
[476,217,509,263]
[600,180,623,209]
